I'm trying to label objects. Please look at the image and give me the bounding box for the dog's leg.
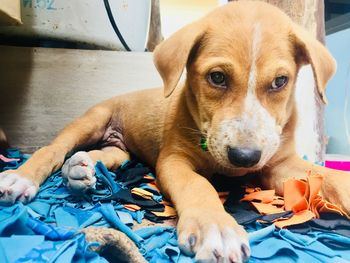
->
[262,154,350,214]
[0,102,114,205]
[157,156,250,262]
[62,146,130,193]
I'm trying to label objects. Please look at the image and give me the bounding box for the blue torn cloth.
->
[1,149,350,263]
[0,235,45,263]
[0,149,186,262]
[135,227,193,263]
[0,204,106,263]
[248,223,350,262]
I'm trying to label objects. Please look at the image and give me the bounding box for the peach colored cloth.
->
[274,210,315,228]
[152,206,177,218]
[240,171,349,228]
[124,204,141,211]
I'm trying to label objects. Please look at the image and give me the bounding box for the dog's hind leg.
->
[62,146,130,193]
[88,146,130,170]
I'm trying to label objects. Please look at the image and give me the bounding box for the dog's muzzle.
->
[227,147,262,168]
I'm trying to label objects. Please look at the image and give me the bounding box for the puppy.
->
[1,2,349,262]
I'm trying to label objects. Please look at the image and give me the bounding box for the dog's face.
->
[187,20,297,171]
[154,1,336,173]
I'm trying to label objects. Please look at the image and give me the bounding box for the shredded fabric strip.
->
[1,149,350,262]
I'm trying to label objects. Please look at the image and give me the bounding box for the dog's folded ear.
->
[153,21,205,97]
[292,24,337,104]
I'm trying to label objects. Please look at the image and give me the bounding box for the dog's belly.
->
[102,88,167,167]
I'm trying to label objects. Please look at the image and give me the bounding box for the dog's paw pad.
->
[62,151,96,193]
[178,212,250,263]
[0,172,38,205]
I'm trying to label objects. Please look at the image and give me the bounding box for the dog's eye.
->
[270,76,288,91]
[208,71,227,88]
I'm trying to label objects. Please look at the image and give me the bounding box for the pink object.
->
[325,161,350,171]
[0,154,20,163]
[325,154,350,172]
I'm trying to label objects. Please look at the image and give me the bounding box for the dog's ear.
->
[153,21,205,97]
[292,25,337,104]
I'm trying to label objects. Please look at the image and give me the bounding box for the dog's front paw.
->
[0,171,38,205]
[62,151,96,194]
[177,209,250,263]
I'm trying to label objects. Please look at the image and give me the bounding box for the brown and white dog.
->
[1,2,349,262]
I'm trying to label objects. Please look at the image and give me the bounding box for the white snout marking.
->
[208,23,281,169]
[247,23,262,95]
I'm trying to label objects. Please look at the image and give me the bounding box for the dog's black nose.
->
[227,147,261,168]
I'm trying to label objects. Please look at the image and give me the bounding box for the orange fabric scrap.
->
[283,179,309,213]
[240,171,350,228]
[131,188,154,200]
[147,181,160,192]
[124,204,141,211]
[144,175,155,181]
[274,210,315,228]
[151,205,177,218]
[251,202,284,215]
[284,173,349,219]
[160,200,173,206]
[241,189,275,204]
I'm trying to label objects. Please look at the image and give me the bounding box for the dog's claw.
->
[241,244,250,260]
[189,233,197,248]
[213,248,224,260]
[229,255,238,263]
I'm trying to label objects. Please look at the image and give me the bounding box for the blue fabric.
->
[0,149,26,171]
[248,223,350,262]
[0,149,182,262]
[0,204,34,236]
[0,235,44,263]
[135,227,193,262]
[94,161,123,194]
[288,213,350,238]
[0,204,107,263]
[99,203,144,245]
[2,149,350,263]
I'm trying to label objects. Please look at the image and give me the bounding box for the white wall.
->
[160,0,219,37]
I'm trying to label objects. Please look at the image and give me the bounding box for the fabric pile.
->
[238,172,349,228]
[1,149,350,262]
[0,149,188,262]
[223,174,350,262]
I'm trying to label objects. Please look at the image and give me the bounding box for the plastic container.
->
[0,0,21,25]
[0,0,151,51]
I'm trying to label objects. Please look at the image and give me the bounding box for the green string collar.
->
[200,137,208,151]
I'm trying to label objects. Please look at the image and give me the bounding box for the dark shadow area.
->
[0,46,33,146]
[0,36,111,50]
